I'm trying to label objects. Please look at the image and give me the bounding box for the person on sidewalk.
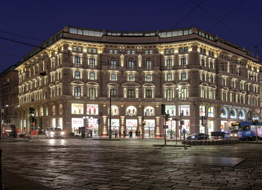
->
[119,130,121,138]
[129,131,132,138]
[115,130,117,138]
[138,131,140,138]
[135,130,138,138]
[123,131,126,138]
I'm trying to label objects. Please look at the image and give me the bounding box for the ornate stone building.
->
[15,26,261,137]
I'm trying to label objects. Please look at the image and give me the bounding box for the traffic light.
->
[142,121,146,126]
[161,104,166,115]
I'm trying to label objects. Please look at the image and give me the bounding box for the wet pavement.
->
[0,138,262,189]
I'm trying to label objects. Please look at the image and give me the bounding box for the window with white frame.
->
[166,59,172,66]
[201,89,206,98]
[210,61,214,69]
[222,92,227,101]
[89,58,95,65]
[111,73,117,81]
[146,60,152,68]
[166,89,173,98]
[181,58,186,65]
[222,78,226,86]
[131,50,135,54]
[75,56,80,64]
[209,75,213,83]
[181,88,187,98]
[90,72,95,80]
[201,59,205,66]
[111,60,116,67]
[167,73,172,81]
[78,46,82,51]
[201,73,205,81]
[75,71,80,79]
[114,49,117,54]
[109,49,113,54]
[74,87,81,96]
[89,88,96,98]
[127,50,130,54]
[127,89,135,98]
[181,72,186,80]
[128,74,135,81]
[145,74,152,82]
[231,80,235,88]
[88,48,92,53]
[128,60,134,67]
[209,90,214,99]
[146,90,152,98]
[240,95,244,103]
[93,48,97,53]
[145,50,148,54]
[232,94,236,102]
[110,89,117,97]
[149,49,153,54]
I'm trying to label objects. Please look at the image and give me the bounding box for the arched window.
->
[144,106,155,116]
[230,109,236,119]
[52,105,56,115]
[59,104,63,115]
[108,105,119,116]
[239,110,245,120]
[221,108,227,118]
[126,106,137,116]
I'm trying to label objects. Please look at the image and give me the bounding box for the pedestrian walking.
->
[135,130,138,138]
[138,131,140,138]
[123,131,126,138]
[119,130,121,138]
[129,131,132,138]
[115,130,117,138]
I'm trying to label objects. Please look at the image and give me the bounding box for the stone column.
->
[155,116,160,137]
[102,115,107,137]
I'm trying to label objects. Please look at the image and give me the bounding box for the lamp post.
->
[83,116,89,137]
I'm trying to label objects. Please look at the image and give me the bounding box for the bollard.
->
[0,149,4,190]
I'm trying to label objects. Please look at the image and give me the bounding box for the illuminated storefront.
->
[88,117,99,136]
[72,118,83,134]
[126,106,137,116]
[87,104,98,115]
[165,105,176,116]
[144,119,155,138]
[71,103,84,114]
[126,119,137,137]
[144,106,155,116]
[239,110,245,120]
[180,120,190,137]
[58,118,63,129]
[108,119,120,135]
[52,118,56,128]
[207,120,214,136]
[179,105,190,116]
[199,105,205,116]
[166,120,176,137]
[108,105,119,116]
[221,120,227,132]
[208,107,214,117]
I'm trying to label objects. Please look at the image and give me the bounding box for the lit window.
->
[170,49,174,53]
[73,46,77,51]
[128,61,134,67]
[111,60,116,67]
[89,58,95,65]
[167,73,172,81]
[145,50,148,54]
[127,50,130,54]
[75,56,80,64]
[128,89,135,98]
[166,89,173,98]
[110,89,117,97]
[78,47,82,51]
[146,74,152,81]
[149,50,153,54]
[128,74,134,81]
[146,90,152,98]
[89,88,96,98]
[146,60,152,68]
[111,73,116,81]
[114,49,117,54]
[75,71,80,79]
[179,48,183,52]
[165,49,169,54]
[90,72,95,80]
[132,50,135,54]
[166,59,172,66]
[181,72,186,80]
[74,87,81,97]
[184,47,188,52]
[93,48,97,53]
[109,49,113,54]
[181,58,186,65]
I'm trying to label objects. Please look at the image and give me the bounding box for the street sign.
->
[163,125,168,129]
[99,112,103,116]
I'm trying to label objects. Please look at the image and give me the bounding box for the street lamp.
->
[83,116,89,137]
[176,87,184,140]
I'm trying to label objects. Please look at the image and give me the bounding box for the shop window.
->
[230,109,236,119]
[52,105,56,115]
[165,105,176,116]
[199,105,205,116]
[144,106,155,116]
[108,105,119,116]
[208,107,214,117]
[126,106,137,116]
[179,105,190,116]
[87,104,98,115]
[71,103,84,114]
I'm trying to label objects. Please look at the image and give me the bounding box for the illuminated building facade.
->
[15,26,261,137]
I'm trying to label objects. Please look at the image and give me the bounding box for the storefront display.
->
[126,106,137,116]
[144,119,155,138]
[59,104,63,115]
[144,106,155,116]
[52,105,56,115]
[199,105,205,116]
[72,103,84,114]
[221,120,227,132]
[230,109,236,119]
[207,120,214,136]
[72,118,84,133]
[108,105,119,116]
[58,118,63,129]
[208,107,214,117]
[179,105,190,116]
[87,104,98,115]
[166,120,176,137]
[88,118,99,136]
[52,118,56,128]
[180,120,190,137]
[239,110,245,120]
[199,120,205,133]
[165,105,176,116]
[126,119,137,138]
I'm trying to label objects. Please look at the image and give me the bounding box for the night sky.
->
[0,0,262,72]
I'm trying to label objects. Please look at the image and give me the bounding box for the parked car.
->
[45,127,65,139]
[187,133,209,140]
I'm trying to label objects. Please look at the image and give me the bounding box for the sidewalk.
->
[3,170,52,190]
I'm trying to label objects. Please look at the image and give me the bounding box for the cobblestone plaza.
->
[1,139,262,189]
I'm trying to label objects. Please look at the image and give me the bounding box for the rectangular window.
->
[248,85,251,91]
[209,90,213,99]
[93,48,97,53]
[209,76,213,83]
[127,50,130,54]
[146,60,152,68]
[184,47,188,52]
[222,78,225,86]
[201,89,206,98]
[166,59,172,66]
[165,49,169,54]
[128,61,134,67]
[73,46,77,51]
[166,89,173,98]
[111,60,116,67]
[179,48,183,52]
[78,46,82,51]
[201,59,205,66]
[75,71,80,79]
[230,68,233,73]
[75,56,80,64]
[132,50,135,54]
[110,89,117,97]
[232,95,236,102]
[128,74,134,81]
[202,73,205,81]
[241,96,244,103]
[90,72,95,80]
[221,66,224,71]
[210,62,213,69]
[170,48,174,53]
[146,90,152,98]
[240,83,243,90]
[223,92,226,101]
[114,49,117,54]
[74,87,81,96]
[111,73,116,81]
[88,48,92,53]
[109,49,113,54]
[149,50,153,54]
[181,58,186,65]
[128,89,135,98]
[89,88,96,98]
[231,81,234,88]
[145,50,148,54]
[181,72,186,80]
[58,57,61,65]
[167,73,172,81]
[89,58,95,65]
[146,74,151,81]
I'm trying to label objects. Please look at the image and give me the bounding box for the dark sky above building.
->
[0,0,262,72]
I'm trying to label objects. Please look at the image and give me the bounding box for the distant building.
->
[15,26,261,137]
[0,65,19,129]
